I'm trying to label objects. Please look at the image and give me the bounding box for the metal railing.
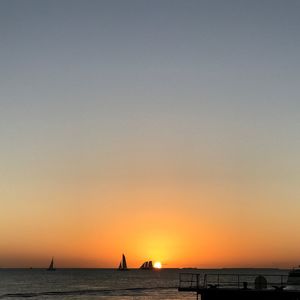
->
[179,273,203,289]
[179,272,288,290]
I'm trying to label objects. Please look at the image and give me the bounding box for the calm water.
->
[0,268,289,300]
[0,269,194,300]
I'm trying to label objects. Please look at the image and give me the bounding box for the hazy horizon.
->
[1,0,300,268]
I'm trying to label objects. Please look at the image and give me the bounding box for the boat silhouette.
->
[140,260,153,270]
[47,257,56,271]
[118,254,128,271]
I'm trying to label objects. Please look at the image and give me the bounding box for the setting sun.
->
[154,262,162,269]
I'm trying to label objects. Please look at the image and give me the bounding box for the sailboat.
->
[140,260,153,270]
[118,254,128,271]
[47,257,56,271]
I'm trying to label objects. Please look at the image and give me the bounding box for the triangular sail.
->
[47,257,55,271]
[49,258,54,269]
[118,254,128,270]
[148,261,153,269]
[122,254,127,269]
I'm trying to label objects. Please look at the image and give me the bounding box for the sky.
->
[1,0,300,268]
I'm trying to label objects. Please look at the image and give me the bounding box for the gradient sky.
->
[1,0,300,268]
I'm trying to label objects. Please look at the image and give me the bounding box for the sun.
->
[153,261,162,269]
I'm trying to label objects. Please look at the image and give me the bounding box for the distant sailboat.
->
[140,260,153,270]
[47,257,56,271]
[118,254,128,271]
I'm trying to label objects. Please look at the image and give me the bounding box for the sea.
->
[0,268,289,300]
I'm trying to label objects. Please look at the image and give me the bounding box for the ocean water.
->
[0,268,289,300]
[0,269,195,300]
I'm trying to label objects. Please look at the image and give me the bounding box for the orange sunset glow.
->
[1,177,300,268]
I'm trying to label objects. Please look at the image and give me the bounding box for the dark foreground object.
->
[178,272,300,300]
[179,287,300,300]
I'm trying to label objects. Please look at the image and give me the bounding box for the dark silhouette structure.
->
[140,260,153,270]
[47,257,56,271]
[118,254,128,271]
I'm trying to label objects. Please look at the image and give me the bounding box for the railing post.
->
[197,274,199,289]
[238,274,240,288]
[218,274,219,286]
